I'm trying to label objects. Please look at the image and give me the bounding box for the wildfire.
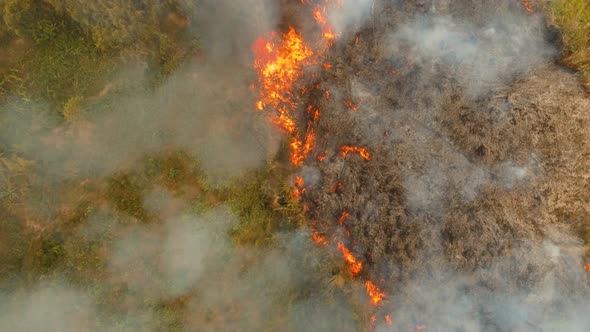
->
[344,100,359,111]
[311,231,328,246]
[340,145,371,160]
[291,124,317,167]
[312,4,339,47]
[385,314,393,325]
[519,0,533,13]
[293,175,306,199]
[365,280,386,306]
[253,27,315,167]
[338,242,363,276]
[584,263,590,273]
[253,1,394,329]
[338,210,349,225]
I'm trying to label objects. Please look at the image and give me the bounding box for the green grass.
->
[551,0,590,91]
[17,19,115,107]
[225,162,303,247]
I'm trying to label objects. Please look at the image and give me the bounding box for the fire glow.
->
[519,0,534,13]
[252,27,315,167]
[337,242,363,276]
[365,280,386,306]
[338,210,349,225]
[340,145,371,160]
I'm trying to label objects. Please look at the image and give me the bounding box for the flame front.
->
[584,263,590,273]
[252,1,393,329]
[253,27,315,167]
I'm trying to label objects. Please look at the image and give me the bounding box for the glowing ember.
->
[340,145,371,160]
[311,231,328,246]
[307,105,320,122]
[385,314,393,325]
[584,263,590,273]
[337,242,363,276]
[331,181,344,193]
[344,100,359,111]
[370,315,377,325]
[293,175,306,200]
[365,280,385,306]
[338,210,349,225]
[519,0,533,13]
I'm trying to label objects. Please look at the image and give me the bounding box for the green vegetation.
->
[551,0,590,91]
[226,162,303,246]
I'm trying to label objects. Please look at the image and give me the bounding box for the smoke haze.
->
[0,0,589,331]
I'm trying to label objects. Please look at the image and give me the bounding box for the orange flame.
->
[365,280,385,306]
[519,0,533,13]
[293,175,306,199]
[340,145,371,160]
[385,314,393,325]
[344,100,359,111]
[311,231,328,246]
[584,263,590,273]
[337,242,363,276]
[253,27,315,167]
[338,210,349,225]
